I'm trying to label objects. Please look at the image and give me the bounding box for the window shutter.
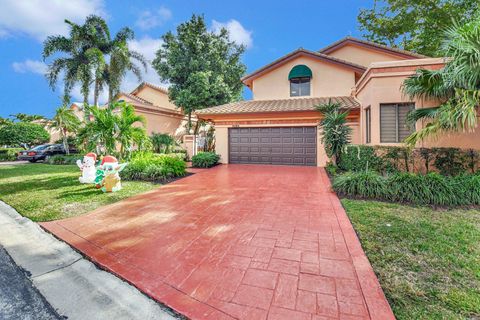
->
[398,104,414,141]
[380,104,397,142]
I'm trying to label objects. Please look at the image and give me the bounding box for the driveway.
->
[42,165,394,320]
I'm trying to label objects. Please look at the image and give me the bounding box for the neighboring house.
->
[196,36,480,167]
[45,82,184,143]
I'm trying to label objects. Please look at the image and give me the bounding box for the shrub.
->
[121,152,186,182]
[0,122,50,148]
[433,148,466,176]
[0,148,24,161]
[338,145,383,172]
[151,133,175,153]
[45,154,78,165]
[332,171,389,199]
[191,152,220,168]
[332,171,480,206]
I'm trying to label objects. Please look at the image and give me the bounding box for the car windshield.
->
[31,145,50,151]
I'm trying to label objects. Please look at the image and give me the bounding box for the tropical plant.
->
[121,152,186,181]
[317,101,352,165]
[43,15,110,110]
[0,117,13,127]
[151,133,175,153]
[77,101,146,158]
[402,15,480,145]
[0,122,50,148]
[10,113,45,122]
[153,15,246,132]
[115,101,147,159]
[49,106,81,155]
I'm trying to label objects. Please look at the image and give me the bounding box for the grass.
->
[342,199,480,320]
[0,164,158,222]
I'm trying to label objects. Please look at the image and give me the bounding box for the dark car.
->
[17,144,76,162]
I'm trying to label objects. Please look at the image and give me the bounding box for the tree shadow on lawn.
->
[0,175,80,196]
[0,164,77,180]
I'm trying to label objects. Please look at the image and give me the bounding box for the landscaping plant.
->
[0,148,23,161]
[316,101,351,165]
[151,133,175,153]
[49,106,81,155]
[191,152,220,168]
[0,122,50,148]
[121,152,186,182]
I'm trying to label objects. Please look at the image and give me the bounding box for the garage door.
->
[229,127,317,166]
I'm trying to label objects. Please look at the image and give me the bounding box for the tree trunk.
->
[186,112,192,134]
[62,129,70,155]
[93,79,100,107]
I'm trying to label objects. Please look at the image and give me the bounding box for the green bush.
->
[338,145,383,172]
[45,154,78,165]
[0,148,24,161]
[332,171,389,199]
[121,152,186,182]
[333,171,480,206]
[191,152,220,168]
[0,122,50,147]
[433,148,466,176]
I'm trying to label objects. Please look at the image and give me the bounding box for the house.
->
[196,36,480,166]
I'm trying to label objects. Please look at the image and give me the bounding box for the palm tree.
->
[43,15,110,114]
[114,101,147,158]
[101,28,147,103]
[402,16,480,146]
[50,106,81,154]
[316,101,352,165]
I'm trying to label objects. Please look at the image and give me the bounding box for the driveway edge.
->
[0,201,179,320]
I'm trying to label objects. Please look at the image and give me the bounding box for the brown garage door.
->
[229,126,317,166]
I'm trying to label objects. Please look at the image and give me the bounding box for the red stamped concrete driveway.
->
[42,165,394,320]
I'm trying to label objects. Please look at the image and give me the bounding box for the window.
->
[290,77,311,97]
[288,65,312,97]
[365,107,371,143]
[380,103,415,143]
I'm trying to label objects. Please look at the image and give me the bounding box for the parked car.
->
[17,144,77,162]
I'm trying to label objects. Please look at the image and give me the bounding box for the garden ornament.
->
[76,152,97,184]
[94,155,127,193]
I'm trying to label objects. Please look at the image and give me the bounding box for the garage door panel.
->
[229,126,317,166]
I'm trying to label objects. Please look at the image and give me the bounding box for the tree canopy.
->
[358,0,480,56]
[152,15,246,131]
[0,122,50,148]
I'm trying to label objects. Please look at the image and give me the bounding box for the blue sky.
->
[0,0,371,118]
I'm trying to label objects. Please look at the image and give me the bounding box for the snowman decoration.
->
[76,153,97,184]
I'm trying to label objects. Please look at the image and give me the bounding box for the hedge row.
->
[339,145,478,176]
[332,171,480,206]
[191,152,220,168]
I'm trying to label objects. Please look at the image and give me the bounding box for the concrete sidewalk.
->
[0,201,180,320]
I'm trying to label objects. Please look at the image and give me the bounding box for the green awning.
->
[288,65,312,80]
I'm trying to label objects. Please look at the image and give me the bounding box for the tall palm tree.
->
[43,15,110,114]
[114,101,147,158]
[402,15,480,145]
[50,106,81,154]
[102,28,147,103]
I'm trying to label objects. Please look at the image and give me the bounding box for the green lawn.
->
[0,163,158,221]
[342,199,480,320]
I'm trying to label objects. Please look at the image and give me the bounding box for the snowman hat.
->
[101,155,118,166]
[85,152,97,162]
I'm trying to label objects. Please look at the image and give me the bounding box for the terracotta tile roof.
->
[241,49,366,84]
[319,36,428,59]
[196,96,359,115]
[131,82,169,95]
[119,92,154,105]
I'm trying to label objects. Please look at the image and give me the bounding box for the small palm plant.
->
[316,101,352,165]
[402,15,480,145]
[49,106,81,155]
[115,101,147,159]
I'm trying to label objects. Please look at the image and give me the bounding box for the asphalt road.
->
[0,245,61,320]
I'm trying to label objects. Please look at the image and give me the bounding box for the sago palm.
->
[50,106,81,154]
[402,15,480,145]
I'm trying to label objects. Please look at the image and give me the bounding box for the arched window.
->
[289,65,312,97]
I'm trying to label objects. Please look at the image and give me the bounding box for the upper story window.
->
[289,65,312,97]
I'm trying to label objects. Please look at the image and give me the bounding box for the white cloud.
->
[0,0,105,41]
[12,60,48,74]
[136,6,172,30]
[211,19,253,49]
